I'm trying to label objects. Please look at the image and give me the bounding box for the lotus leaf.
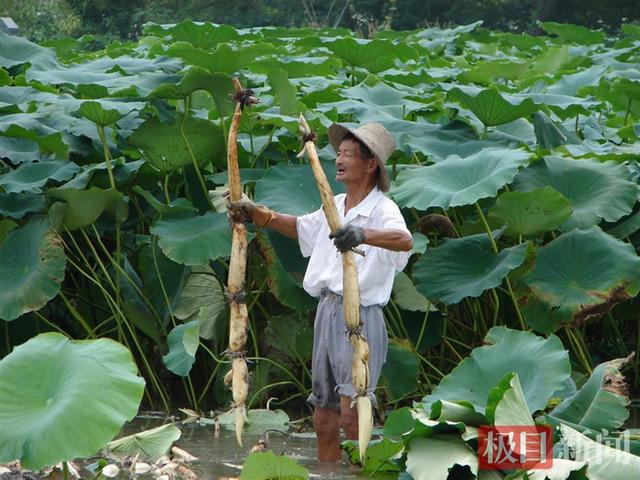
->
[527,459,588,480]
[0,32,58,69]
[255,163,343,216]
[405,435,478,480]
[145,20,242,50]
[107,423,181,460]
[133,186,198,216]
[486,373,535,427]
[487,187,572,238]
[607,211,640,239]
[548,355,631,432]
[382,340,420,400]
[0,192,45,219]
[514,156,638,230]
[540,22,606,44]
[560,424,640,479]
[268,69,304,116]
[174,267,227,341]
[428,400,486,426]
[391,148,530,210]
[532,111,568,149]
[163,321,200,376]
[447,87,538,127]
[128,113,224,172]
[0,216,67,321]
[423,327,571,414]
[47,187,128,230]
[324,38,393,70]
[77,100,142,127]
[151,212,232,265]
[343,438,402,472]
[0,136,40,163]
[521,227,640,331]
[0,159,80,193]
[240,451,308,480]
[412,233,528,304]
[0,332,145,469]
[392,271,431,313]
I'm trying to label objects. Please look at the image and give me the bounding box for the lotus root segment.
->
[357,396,373,465]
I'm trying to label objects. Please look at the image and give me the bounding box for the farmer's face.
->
[335,139,377,186]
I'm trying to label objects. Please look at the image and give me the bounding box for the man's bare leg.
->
[314,406,341,461]
[339,396,358,440]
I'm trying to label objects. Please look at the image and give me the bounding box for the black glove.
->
[330,223,365,252]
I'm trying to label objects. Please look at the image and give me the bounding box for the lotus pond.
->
[1,18,640,480]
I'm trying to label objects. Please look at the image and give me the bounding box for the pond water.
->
[125,416,361,480]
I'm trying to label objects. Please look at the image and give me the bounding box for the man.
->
[229,122,412,462]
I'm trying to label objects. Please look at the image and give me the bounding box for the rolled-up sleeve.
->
[377,200,411,271]
[296,208,325,257]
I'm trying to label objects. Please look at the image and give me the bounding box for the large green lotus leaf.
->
[405,435,478,480]
[423,327,571,414]
[391,148,530,210]
[607,211,640,239]
[174,266,227,342]
[560,424,640,479]
[151,212,232,265]
[324,38,393,69]
[240,451,309,480]
[540,22,606,44]
[381,339,420,401]
[343,438,402,473]
[514,156,638,230]
[107,423,181,461]
[487,187,573,238]
[132,187,198,216]
[0,31,58,69]
[149,67,236,116]
[547,66,608,97]
[0,219,17,243]
[127,114,224,172]
[521,227,640,331]
[340,82,427,114]
[0,192,45,219]
[548,356,630,432]
[268,69,304,116]
[0,333,145,470]
[255,163,344,216]
[392,271,431,313]
[144,20,241,49]
[0,159,80,193]
[428,400,487,426]
[163,321,200,377]
[447,87,538,127]
[77,100,143,127]
[532,111,568,149]
[47,187,128,230]
[166,41,278,75]
[0,136,41,163]
[412,233,528,305]
[0,216,67,321]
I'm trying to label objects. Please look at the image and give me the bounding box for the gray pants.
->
[307,290,388,411]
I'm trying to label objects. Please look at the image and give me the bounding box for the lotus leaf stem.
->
[181,96,213,209]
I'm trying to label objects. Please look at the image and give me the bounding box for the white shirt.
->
[296,187,411,306]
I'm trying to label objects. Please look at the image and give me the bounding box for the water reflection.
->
[123,417,360,479]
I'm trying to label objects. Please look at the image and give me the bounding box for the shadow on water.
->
[123,416,362,480]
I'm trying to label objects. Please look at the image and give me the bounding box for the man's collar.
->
[340,186,383,219]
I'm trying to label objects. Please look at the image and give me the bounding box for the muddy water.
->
[125,416,362,480]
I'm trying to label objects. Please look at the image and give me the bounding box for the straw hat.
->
[328,122,396,192]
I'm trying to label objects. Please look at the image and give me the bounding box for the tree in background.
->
[3,0,640,41]
[0,0,81,41]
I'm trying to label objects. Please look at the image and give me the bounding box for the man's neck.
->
[344,181,376,214]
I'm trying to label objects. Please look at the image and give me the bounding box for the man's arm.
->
[363,228,413,252]
[265,212,299,239]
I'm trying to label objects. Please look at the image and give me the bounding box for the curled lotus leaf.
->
[391,148,531,210]
[514,156,637,230]
[521,227,640,332]
[447,87,538,127]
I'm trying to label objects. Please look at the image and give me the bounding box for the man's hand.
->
[330,223,366,252]
[224,191,275,227]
